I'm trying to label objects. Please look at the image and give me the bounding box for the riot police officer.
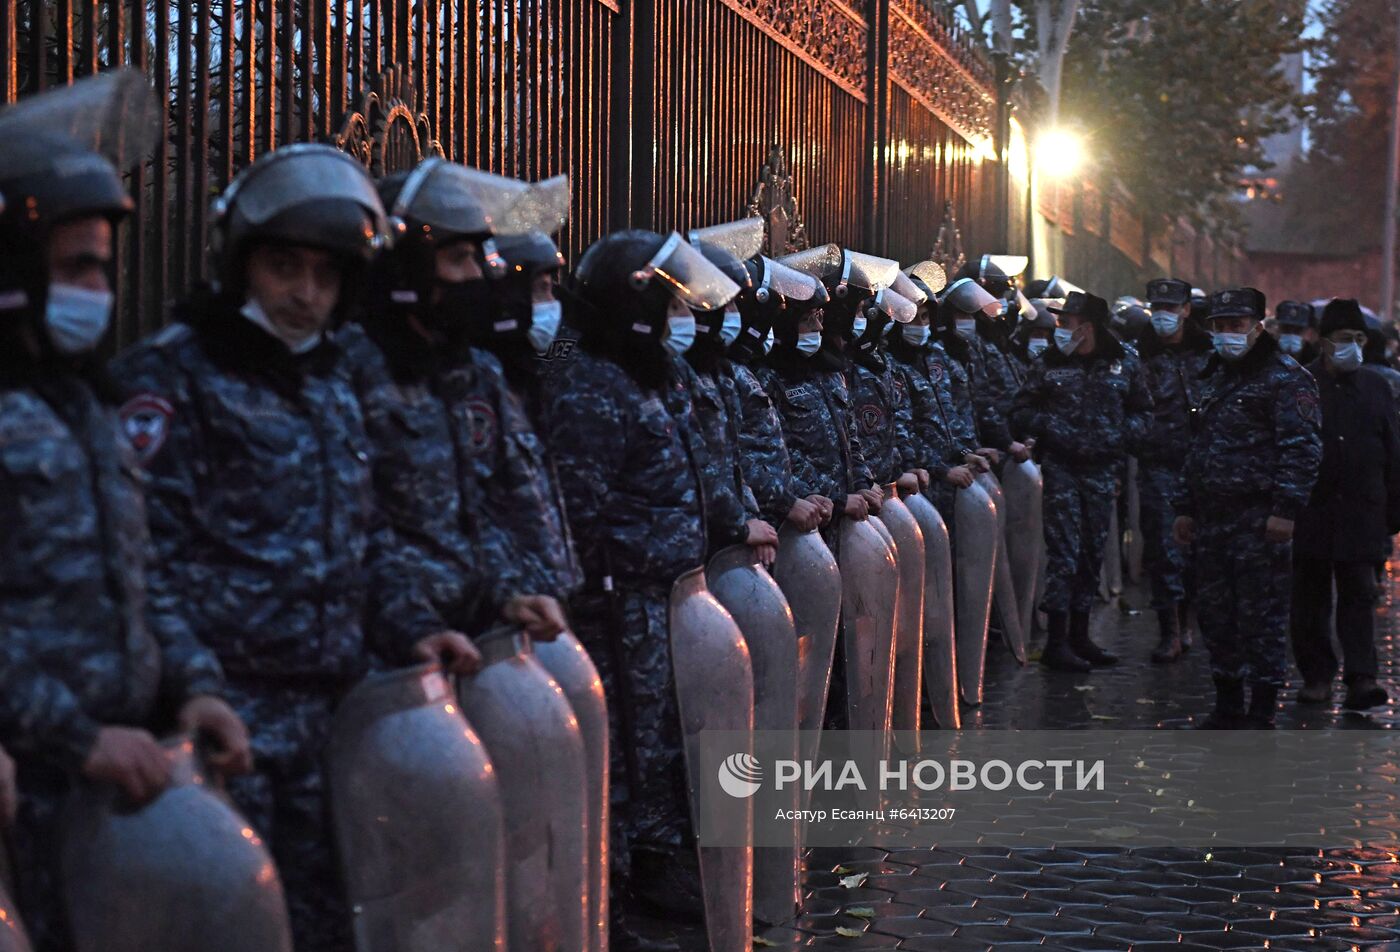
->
[112,144,478,951]
[1138,278,1212,662]
[0,73,249,950]
[846,287,923,492]
[1011,291,1153,671]
[1275,300,1319,364]
[953,256,1032,465]
[1174,288,1322,729]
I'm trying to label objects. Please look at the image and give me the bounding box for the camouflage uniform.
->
[1178,335,1323,688]
[678,357,759,549]
[730,361,801,527]
[0,371,224,951]
[1011,338,1153,613]
[542,347,707,876]
[847,348,917,486]
[968,327,1023,447]
[112,303,447,952]
[1135,330,1212,610]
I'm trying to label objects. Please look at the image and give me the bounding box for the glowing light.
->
[1038,127,1086,181]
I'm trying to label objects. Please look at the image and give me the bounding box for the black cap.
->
[1047,290,1110,324]
[1318,298,1367,338]
[1275,300,1315,329]
[1207,287,1266,321]
[1146,277,1191,308]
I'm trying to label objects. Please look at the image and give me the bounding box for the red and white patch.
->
[931,362,946,383]
[119,394,174,464]
[858,403,884,435]
[1297,388,1320,425]
[462,397,497,452]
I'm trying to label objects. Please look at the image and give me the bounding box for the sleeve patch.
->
[119,394,175,464]
[1296,388,1320,425]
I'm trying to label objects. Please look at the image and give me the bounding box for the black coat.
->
[1295,362,1400,562]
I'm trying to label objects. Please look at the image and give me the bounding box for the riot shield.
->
[977,472,1027,664]
[532,633,609,952]
[838,518,899,745]
[1101,504,1123,599]
[60,737,293,952]
[329,664,507,952]
[880,488,926,743]
[906,492,959,730]
[0,880,31,952]
[1001,459,1044,643]
[457,632,588,952]
[706,546,799,927]
[1125,457,1144,584]
[954,482,997,706]
[772,526,841,782]
[669,568,754,952]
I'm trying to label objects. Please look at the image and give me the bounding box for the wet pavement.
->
[658,563,1400,951]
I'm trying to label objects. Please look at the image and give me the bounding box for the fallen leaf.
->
[834,926,864,937]
[846,906,876,919]
[1136,698,1155,705]
[838,872,868,889]
[752,938,777,948]
[1074,685,1095,692]
[832,866,852,875]
[1090,714,1117,721]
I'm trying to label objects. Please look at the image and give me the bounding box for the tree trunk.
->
[1035,0,1080,126]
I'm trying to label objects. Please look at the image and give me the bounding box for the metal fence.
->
[1,0,1004,346]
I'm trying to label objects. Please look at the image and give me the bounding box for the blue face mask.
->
[527,300,563,353]
[1330,341,1363,373]
[719,310,743,347]
[664,314,697,356]
[955,318,977,339]
[1279,333,1303,355]
[850,315,868,340]
[1027,337,1049,357]
[1212,330,1252,361]
[1150,311,1181,338]
[45,283,114,354]
[796,331,824,356]
[1054,327,1078,355]
[882,319,896,337]
[902,324,931,347]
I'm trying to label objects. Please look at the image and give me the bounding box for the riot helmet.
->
[732,255,823,361]
[494,230,567,354]
[687,218,762,346]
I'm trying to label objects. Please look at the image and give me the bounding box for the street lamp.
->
[1038,127,1085,180]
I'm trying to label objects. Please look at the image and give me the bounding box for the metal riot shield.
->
[457,632,588,952]
[1125,457,1144,584]
[772,525,841,783]
[880,488,926,742]
[1001,459,1044,643]
[977,472,1027,664]
[329,664,506,952]
[839,518,899,743]
[532,633,609,952]
[60,737,293,952]
[906,492,959,730]
[0,881,31,952]
[1101,503,1123,599]
[954,482,998,706]
[669,568,754,952]
[705,546,799,927]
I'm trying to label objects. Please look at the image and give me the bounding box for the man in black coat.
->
[1292,298,1400,711]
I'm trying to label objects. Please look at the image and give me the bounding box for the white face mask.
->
[796,330,823,356]
[719,310,742,347]
[44,283,114,354]
[527,300,563,353]
[955,317,977,339]
[663,314,697,356]
[850,315,868,339]
[763,328,775,354]
[1027,337,1049,357]
[240,297,323,354]
[1330,341,1364,373]
[1150,311,1181,338]
[902,324,931,347]
[1279,333,1303,355]
[1212,330,1252,361]
[1054,327,1079,355]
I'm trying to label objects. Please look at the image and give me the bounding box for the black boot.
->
[1196,676,1246,729]
[1244,682,1279,729]
[1069,610,1119,666]
[1041,611,1091,672]
[1150,607,1183,664]
[1343,677,1390,711]
[1177,601,1194,652]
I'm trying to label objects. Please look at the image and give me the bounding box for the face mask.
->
[882,319,896,337]
[763,328,775,354]
[1054,327,1079,355]
[719,310,742,347]
[527,300,563,353]
[44,283,113,354]
[955,318,977,339]
[850,315,868,340]
[430,279,497,345]
[796,331,823,356]
[1027,338,1049,357]
[1279,333,1303,355]
[1330,341,1363,373]
[902,324,931,347]
[663,314,697,356]
[1151,311,1181,338]
[240,297,322,354]
[1212,330,1253,361]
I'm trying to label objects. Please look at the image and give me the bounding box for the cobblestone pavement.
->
[730,566,1400,951]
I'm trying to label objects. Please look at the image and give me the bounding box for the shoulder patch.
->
[930,362,946,382]
[1296,387,1320,425]
[461,397,498,452]
[785,386,811,401]
[119,393,175,464]
[858,403,885,434]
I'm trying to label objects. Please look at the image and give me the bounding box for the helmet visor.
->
[0,68,160,176]
[225,145,385,233]
[635,232,740,311]
[982,254,1029,279]
[1044,275,1084,298]
[495,172,571,236]
[688,217,765,262]
[758,256,821,303]
[943,277,1001,317]
[875,287,917,324]
[891,270,928,306]
[778,243,843,282]
[841,250,900,294]
[904,260,948,296]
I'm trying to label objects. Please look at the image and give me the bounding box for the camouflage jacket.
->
[847,349,916,486]
[1135,327,1213,466]
[960,332,1015,450]
[678,357,758,549]
[0,371,224,771]
[886,339,971,480]
[730,361,800,526]
[1010,334,1154,470]
[756,360,876,514]
[543,347,708,590]
[111,301,445,685]
[1178,333,1323,520]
